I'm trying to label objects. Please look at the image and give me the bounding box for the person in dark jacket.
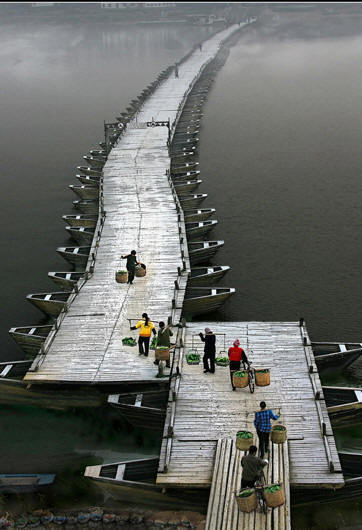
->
[228,339,250,391]
[241,445,268,488]
[199,327,216,374]
[154,321,173,368]
[121,250,140,285]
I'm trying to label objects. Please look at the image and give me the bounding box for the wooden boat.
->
[65,226,95,245]
[184,208,216,222]
[188,240,224,265]
[172,170,201,181]
[186,220,218,239]
[69,184,99,201]
[8,325,52,356]
[108,390,168,431]
[0,474,55,494]
[26,292,72,317]
[48,271,85,290]
[82,156,106,169]
[77,166,102,177]
[323,386,362,426]
[89,149,107,157]
[170,162,199,174]
[62,214,98,228]
[174,180,202,194]
[173,130,199,140]
[85,457,159,487]
[73,199,99,214]
[188,266,230,286]
[183,287,235,316]
[56,246,91,267]
[338,452,362,477]
[312,342,362,369]
[170,151,195,162]
[76,174,100,186]
[171,145,196,156]
[292,476,359,507]
[0,360,33,379]
[171,138,199,151]
[178,194,207,209]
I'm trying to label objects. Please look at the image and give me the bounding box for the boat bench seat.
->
[0,477,39,485]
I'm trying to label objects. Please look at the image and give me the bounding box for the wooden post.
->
[299,317,304,327]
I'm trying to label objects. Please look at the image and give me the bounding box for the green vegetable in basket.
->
[117,270,127,274]
[234,371,247,377]
[187,353,200,361]
[122,337,136,346]
[264,485,281,494]
[236,431,253,439]
[215,357,229,366]
[150,337,158,350]
[255,369,269,374]
[273,426,286,431]
[237,489,254,498]
[156,346,169,350]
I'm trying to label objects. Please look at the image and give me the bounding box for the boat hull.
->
[8,326,52,356]
[26,295,69,317]
[62,214,98,228]
[77,166,102,177]
[56,247,90,267]
[48,272,85,290]
[179,195,207,209]
[184,209,216,222]
[183,290,235,316]
[73,200,99,214]
[65,226,95,245]
[188,266,229,286]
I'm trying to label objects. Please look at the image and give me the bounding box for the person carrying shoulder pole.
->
[199,328,216,374]
[130,313,156,357]
[254,401,279,458]
[241,445,268,488]
[154,321,173,369]
[228,339,250,391]
[121,250,140,285]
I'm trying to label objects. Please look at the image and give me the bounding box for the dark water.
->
[1,5,362,524]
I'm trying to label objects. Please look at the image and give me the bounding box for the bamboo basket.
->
[155,347,170,361]
[255,369,270,386]
[235,489,258,512]
[236,432,254,451]
[135,266,146,277]
[271,424,287,444]
[233,372,249,388]
[115,271,128,283]
[263,483,285,508]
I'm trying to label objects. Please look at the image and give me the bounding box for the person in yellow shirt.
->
[130,313,156,357]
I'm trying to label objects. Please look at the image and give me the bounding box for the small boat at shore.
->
[82,156,106,169]
[108,390,168,431]
[188,266,230,286]
[179,194,207,209]
[73,199,99,214]
[170,162,199,174]
[84,457,159,488]
[69,184,99,201]
[174,180,202,194]
[184,208,216,222]
[0,474,56,494]
[48,271,85,290]
[186,220,217,239]
[26,292,72,317]
[62,214,98,228]
[89,149,107,157]
[8,325,53,356]
[188,240,224,265]
[76,174,100,186]
[77,166,102,177]
[56,246,91,267]
[172,170,200,181]
[171,151,195,162]
[65,226,95,245]
[312,341,362,369]
[292,476,361,507]
[323,385,362,426]
[183,287,235,316]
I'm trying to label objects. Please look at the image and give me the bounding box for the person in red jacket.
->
[228,339,250,391]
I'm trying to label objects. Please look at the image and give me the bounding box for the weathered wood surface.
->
[157,322,344,489]
[24,25,241,384]
[205,438,291,530]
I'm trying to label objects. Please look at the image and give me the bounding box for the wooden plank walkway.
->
[205,438,291,530]
[24,25,241,384]
[157,322,344,489]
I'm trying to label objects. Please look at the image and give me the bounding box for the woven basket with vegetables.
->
[155,346,170,361]
[263,483,285,507]
[215,356,229,367]
[235,488,257,512]
[186,352,200,365]
[115,270,128,283]
[233,370,249,388]
[255,368,270,386]
[236,430,254,451]
[271,424,287,444]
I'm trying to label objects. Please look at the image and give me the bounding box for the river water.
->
[1,5,361,526]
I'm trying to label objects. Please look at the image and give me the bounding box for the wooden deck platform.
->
[157,322,344,489]
[23,25,241,385]
[205,438,291,530]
